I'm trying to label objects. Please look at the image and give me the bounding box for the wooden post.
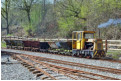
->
[44,38,45,42]
[105,40,108,52]
[27,36,28,41]
[38,38,39,41]
[10,36,11,40]
[99,29,100,39]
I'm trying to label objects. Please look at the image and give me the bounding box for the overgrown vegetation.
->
[107,51,121,59]
[1,0,121,39]
[1,41,6,48]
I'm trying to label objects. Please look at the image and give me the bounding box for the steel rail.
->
[15,55,77,80]
[21,54,121,74]
[15,55,57,80]
[2,51,121,75]
[31,58,98,80]
[4,52,120,80]
[19,54,119,80]
[27,56,119,80]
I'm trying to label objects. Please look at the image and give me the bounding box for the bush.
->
[23,24,35,36]
[1,41,6,48]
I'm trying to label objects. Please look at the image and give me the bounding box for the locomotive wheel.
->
[86,55,92,59]
[78,55,82,58]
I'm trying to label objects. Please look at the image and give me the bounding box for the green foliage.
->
[107,51,121,59]
[56,0,88,38]
[23,24,35,36]
[31,4,41,27]
[6,34,13,36]
[1,0,121,39]
[1,41,6,48]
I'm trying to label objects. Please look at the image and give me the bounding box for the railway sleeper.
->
[36,73,44,77]
[33,70,41,74]
[24,65,30,67]
[21,62,28,65]
[23,64,30,67]
[41,76,49,80]
[29,68,36,71]
[27,65,33,68]
[42,67,48,69]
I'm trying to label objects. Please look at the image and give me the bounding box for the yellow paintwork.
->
[72,31,103,51]
[77,40,81,49]
[72,40,76,49]
[81,39,86,50]
[72,31,105,58]
[93,39,103,50]
[72,32,76,49]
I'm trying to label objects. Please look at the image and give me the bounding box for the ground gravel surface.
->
[1,54,36,80]
[1,54,76,80]
[2,49,121,69]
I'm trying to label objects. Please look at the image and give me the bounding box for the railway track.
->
[12,54,119,80]
[2,48,121,64]
[2,51,121,80]
[19,54,121,75]
[14,55,74,80]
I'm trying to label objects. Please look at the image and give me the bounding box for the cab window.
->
[77,33,82,40]
[84,33,94,39]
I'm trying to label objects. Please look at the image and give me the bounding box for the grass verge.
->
[106,51,121,59]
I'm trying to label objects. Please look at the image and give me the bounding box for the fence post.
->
[10,36,11,40]
[37,38,39,41]
[105,40,108,52]
[44,38,45,42]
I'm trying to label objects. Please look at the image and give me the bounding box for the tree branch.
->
[1,12,6,19]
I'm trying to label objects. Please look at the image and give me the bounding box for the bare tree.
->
[13,0,34,24]
[1,0,11,34]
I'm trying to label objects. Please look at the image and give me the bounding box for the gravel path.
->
[1,54,36,80]
[2,49,121,69]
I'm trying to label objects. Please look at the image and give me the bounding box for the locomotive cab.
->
[72,31,105,58]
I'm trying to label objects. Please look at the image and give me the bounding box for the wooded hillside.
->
[1,0,121,39]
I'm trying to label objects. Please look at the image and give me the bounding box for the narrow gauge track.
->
[2,51,121,80]
[2,48,121,64]
[19,54,121,75]
[12,54,119,80]
[14,55,76,80]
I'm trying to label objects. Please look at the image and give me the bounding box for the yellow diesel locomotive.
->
[72,31,105,58]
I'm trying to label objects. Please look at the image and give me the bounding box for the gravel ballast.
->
[1,54,36,80]
[2,49,121,69]
[1,49,121,80]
